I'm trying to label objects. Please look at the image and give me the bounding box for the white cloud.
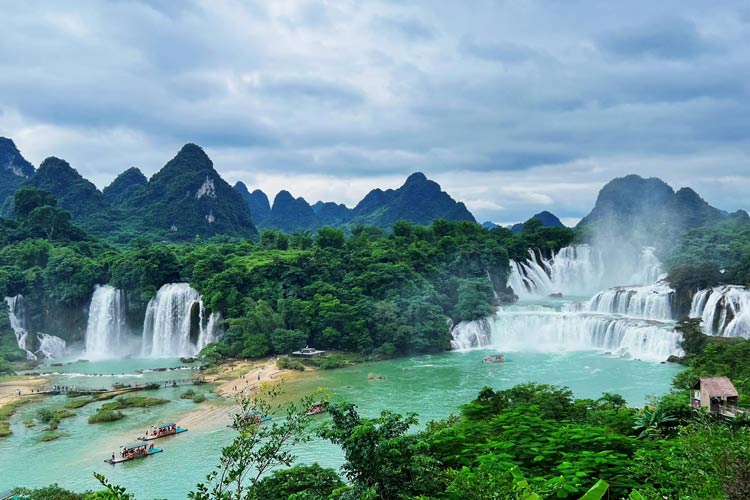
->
[0,0,749,222]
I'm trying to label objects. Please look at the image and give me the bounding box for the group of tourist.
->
[147,424,177,439]
[111,443,154,462]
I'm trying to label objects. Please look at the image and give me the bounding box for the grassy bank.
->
[0,398,29,437]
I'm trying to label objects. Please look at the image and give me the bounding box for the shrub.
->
[36,407,55,423]
[88,410,125,424]
[277,357,305,371]
[40,431,64,442]
[192,393,206,403]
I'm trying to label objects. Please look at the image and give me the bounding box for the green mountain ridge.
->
[312,201,351,226]
[23,156,112,234]
[510,210,565,233]
[234,181,271,226]
[120,144,257,241]
[102,167,147,205]
[348,172,476,228]
[577,174,736,247]
[240,171,477,232]
[264,190,320,233]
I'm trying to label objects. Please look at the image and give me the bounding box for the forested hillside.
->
[0,187,575,369]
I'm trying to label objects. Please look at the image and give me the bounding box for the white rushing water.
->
[587,282,675,321]
[508,245,664,298]
[4,295,36,360]
[453,245,683,362]
[490,308,682,363]
[450,318,493,350]
[141,283,222,357]
[36,333,67,360]
[85,285,130,360]
[690,286,750,338]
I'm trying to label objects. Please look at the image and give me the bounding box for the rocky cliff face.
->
[0,137,35,207]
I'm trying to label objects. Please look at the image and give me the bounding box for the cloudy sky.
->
[2,0,749,225]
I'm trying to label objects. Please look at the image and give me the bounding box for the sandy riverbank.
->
[173,358,301,430]
[0,376,46,411]
[208,358,292,397]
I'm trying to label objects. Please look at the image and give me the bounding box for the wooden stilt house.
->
[691,377,741,417]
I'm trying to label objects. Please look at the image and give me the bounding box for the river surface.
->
[0,350,681,499]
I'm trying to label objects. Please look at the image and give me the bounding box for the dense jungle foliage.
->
[0,187,575,368]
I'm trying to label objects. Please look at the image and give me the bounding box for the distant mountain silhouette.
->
[348,172,476,228]
[1,137,487,241]
[103,167,147,205]
[235,181,271,226]
[235,171,476,232]
[264,191,320,233]
[510,211,565,233]
[312,201,351,226]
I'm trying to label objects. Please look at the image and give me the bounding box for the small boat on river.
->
[229,411,272,428]
[482,354,506,363]
[138,422,187,441]
[105,442,162,464]
[241,411,271,424]
[305,402,326,417]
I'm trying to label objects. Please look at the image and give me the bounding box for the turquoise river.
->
[0,349,682,499]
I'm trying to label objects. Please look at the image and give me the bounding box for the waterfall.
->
[690,286,750,338]
[36,333,67,360]
[587,283,675,321]
[459,243,682,363]
[85,285,130,359]
[450,318,493,349]
[490,310,683,362]
[4,295,36,360]
[634,247,666,285]
[486,270,499,299]
[141,283,222,357]
[198,311,222,348]
[508,245,664,298]
[455,309,682,362]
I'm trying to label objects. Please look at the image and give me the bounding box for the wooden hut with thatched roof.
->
[691,377,740,417]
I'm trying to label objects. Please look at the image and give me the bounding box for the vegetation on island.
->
[87,410,126,425]
[85,396,168,424]
[0,398,28,437]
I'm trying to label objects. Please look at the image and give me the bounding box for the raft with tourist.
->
[305,402,327,416]
[105,442,162,464]
[482,354,506,363]
[138,422,187,441]
[230,410,271,428]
